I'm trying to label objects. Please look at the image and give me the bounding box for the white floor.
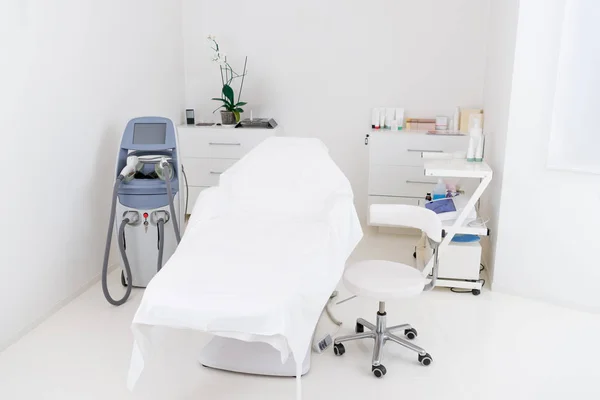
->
[1,228,600,399]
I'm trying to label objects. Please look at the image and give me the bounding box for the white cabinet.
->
[177,126,279,214]
[367,131,471,226]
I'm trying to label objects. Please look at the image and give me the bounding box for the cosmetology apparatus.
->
[101,117,184,306]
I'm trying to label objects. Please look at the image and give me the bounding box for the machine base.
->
[198,337,311,377]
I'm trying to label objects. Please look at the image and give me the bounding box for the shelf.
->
[424,159,492,179]
[441,217,488,236]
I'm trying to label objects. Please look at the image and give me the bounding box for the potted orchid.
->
[208,35,248,125]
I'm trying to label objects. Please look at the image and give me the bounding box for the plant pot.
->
[220,111,236,125]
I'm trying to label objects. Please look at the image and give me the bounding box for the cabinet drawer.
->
[370,133,469,167]
[178,129,272,159]
[369,165,438,197]
[182,158,238,187]
[185,186,209,215]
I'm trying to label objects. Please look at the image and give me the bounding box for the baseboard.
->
[0,263,119,352]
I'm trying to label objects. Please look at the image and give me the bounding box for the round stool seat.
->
[343,260,425,300]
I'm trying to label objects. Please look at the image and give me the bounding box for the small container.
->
[432,179,447,200]
[385,108,395,129]
[372,108,379,129]
[379,110,386,130]
[395,108,405,130]
[453,107,460,131]
[373,108,380,129]
[435,116,448,131]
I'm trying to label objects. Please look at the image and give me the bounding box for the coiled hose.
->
[102,163,180,306]
[101,176,133,306]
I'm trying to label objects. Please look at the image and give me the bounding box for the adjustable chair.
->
[333,204,441,378]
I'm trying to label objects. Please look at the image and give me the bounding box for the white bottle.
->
[432,179,447,200]
[467,118,482,162]
[385,108,395,129]
[379,109,386,130]
[372,108,380,129]
[453,107,460,132]
[475,133,485,161]
[395,108,405,130]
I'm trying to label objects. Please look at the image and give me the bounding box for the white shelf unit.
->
[421,158,493,294]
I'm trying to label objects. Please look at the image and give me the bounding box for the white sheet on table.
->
[127,137,363,394]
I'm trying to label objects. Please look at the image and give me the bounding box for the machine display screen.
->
[133,123,167,144]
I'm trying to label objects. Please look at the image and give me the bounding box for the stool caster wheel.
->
[472,289,481,296]
[333,343,345,356]
[372,364,387,378]
[121,271,128,287]
[355,322,364,333]
[404,328,417,340]
[419,353,433,366]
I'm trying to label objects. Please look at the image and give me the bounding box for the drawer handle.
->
[406,180,436,185]
[210,171,224,175]
[209,142,241,146]
[407,149,443,153]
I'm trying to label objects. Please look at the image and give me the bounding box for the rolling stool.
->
[333,204,442,378]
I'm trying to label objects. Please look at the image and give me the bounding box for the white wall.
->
[480,0,520,281]
[493,0,600,311]
[0,0,185,350]
[182,0,490,220]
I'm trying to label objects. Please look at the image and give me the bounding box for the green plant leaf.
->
[212,104,225,113]
[212,98,230,105]
[235,102,247,107]
[234,108,244,113]
[222,84,235,104]
[233,111,240,122]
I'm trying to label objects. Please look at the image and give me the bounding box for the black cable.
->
[450,279,486,294]
[156,218,165,272]
[182,164,189,216]
[480,263,485,272]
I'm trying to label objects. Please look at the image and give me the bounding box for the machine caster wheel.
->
[333,343,345,356]
[355,322,364,333]
[419,353,433,366]
[372,364,387,378]
[404,328,418,340]
[413,251,417,259]
[472,289,481,296]
[121,271,128,287]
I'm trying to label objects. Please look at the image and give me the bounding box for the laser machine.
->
[101,117,184,306]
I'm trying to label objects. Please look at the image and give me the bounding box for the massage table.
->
[127,137,363,398]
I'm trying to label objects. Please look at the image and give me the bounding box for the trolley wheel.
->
[404,328,418,340]
[333,343,345,356]
[120,271,128,287]
[418,353,433,366]
[355,322,364,333]
[472,289,481,296]
[372,364,387,378]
